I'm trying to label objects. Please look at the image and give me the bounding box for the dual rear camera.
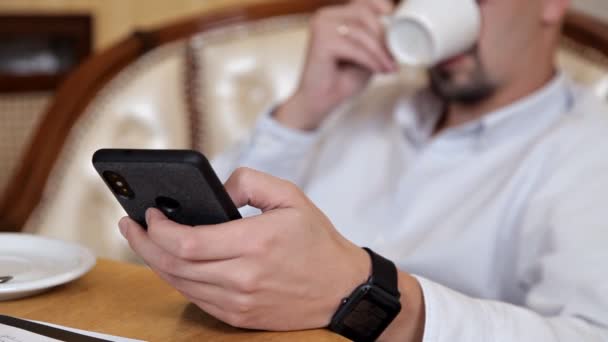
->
[101,170,181,217]
[103,171,135,199]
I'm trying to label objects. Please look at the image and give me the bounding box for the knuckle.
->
[232,167,254,189]
[232,294,255,315]
[232,167,252,181]
[235,270,260,294]
[175,236,198,259]
[250,233,275,257]
[252,220,284,254]
[281,179,302,197]
[149,219,176,238]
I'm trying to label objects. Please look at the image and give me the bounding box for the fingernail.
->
[145,208,153,225]
[118,217,130,238]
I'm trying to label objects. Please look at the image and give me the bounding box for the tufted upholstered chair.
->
[0,0,344,262]
[0,0,607,262]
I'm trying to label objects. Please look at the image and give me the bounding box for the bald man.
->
[119,0,608,340]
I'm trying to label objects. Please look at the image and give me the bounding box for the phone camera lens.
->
[102,171,135,199]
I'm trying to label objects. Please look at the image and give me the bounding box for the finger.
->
[120,216,201,272]
[331,32,386,73]
[148,252,244,289]
[157,268,235,326]
[334,5,397,70]
[120,216,226,282]
[346,6,397,70]
[310,8,385,73]
[353,0,395,16]
[348,4,385,38]
[338,20,395,71]
[190,298,244,329]
[122,219,239,284]
[145,208,245,260]
[156,269,235,308]
[224,168,305,212]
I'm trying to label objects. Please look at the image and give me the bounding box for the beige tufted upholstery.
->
[14,7,608,262]
[188,15,310,157]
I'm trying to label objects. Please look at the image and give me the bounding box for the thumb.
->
[224,168,305,212]
[146,207,169,226]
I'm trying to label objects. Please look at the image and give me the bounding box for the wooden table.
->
[2,259,346,341]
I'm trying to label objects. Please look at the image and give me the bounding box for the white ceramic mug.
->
[385,0,481,67]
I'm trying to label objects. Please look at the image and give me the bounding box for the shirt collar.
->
[394,72,574,150]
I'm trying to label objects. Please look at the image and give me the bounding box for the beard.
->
[428,48,498,104]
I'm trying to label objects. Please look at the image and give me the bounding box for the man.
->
[118,0,608,340]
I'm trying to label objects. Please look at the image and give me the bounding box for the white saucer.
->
[0,233,96,301]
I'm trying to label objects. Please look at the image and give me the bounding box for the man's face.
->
[429,0,546,103]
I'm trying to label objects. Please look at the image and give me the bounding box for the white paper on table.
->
[0,319,145,342]
[1,323,60,342]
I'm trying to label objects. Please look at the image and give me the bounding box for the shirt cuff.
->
[251,106,321,148]
[239,106,321,165]
[231,106,321,185]
[412,275,494,342]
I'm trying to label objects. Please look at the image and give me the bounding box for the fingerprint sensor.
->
[155,196,181,217]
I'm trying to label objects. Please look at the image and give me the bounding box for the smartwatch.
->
[329,248,402,342]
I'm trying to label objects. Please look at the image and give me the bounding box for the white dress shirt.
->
[213,73,608,341]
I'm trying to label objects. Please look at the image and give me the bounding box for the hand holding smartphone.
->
[92,149,241,229]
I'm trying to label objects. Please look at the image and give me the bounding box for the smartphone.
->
[92,149,241,228]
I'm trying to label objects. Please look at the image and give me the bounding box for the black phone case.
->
[92,149,241,228]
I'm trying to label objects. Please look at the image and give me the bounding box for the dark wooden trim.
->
[0,0,343,232]
[185,42,203,151]
[0,75,67,93]
[0,14,93,92]
[564,10,608,58]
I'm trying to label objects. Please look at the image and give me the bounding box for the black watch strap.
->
[329,248,402,341]
[363,248,400,298]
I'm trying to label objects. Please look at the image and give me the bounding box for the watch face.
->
[331,285,401,342]
[342,297,390,339]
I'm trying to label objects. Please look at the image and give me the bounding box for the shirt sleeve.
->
[415,277,608,341]
[413,111,608,342]
[212,107,321,185]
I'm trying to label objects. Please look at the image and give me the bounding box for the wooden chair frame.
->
[1,0,607,232]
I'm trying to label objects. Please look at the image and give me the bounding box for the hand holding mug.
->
[275,0,481,131]
[275,0,398,131]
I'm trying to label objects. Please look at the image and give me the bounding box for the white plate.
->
[0,233,96,301]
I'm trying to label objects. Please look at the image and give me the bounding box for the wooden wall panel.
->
[0,0,270,50]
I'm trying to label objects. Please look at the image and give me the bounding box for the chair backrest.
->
[0,1,607,261]
[0,0,344,260]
